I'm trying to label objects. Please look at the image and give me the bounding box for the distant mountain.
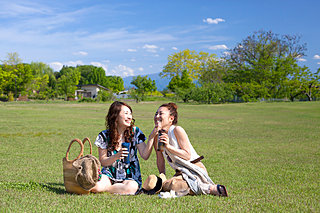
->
[123,72,170,91]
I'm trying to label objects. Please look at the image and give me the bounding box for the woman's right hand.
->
[117,147,129,160]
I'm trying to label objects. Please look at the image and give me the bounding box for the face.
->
[154,107,174,128]
[117,105,132,128]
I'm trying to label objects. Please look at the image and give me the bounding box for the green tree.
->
[199,59,227,84]
[76,65,124,92]
[130,75,156,102]
[77,65,96,85]
[224,30,307,100]
[28,62,56,99]
[0,66,14,94]
[161,49,217,81]
[285,67,320,101]
[30,62,54,77]
[1,52,22,66]
[168,70,194,92]
[0,63,33,97]
[77,65,105,85]
[104,76,124,93]
[57,67,81,100]
[167,70,195,102]
[0,52,33,97]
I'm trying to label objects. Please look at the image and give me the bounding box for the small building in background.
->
[75,84,109,99]
[115,90,129,99]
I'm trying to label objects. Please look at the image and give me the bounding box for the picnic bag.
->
[62,137,101,194]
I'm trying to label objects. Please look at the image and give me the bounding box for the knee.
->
[124,180,139,195]
[90,175,111,193]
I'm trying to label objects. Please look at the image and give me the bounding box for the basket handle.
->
[82,137,92,155]
[65,138,84,162]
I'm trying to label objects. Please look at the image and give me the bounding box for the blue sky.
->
[0,0,319,77]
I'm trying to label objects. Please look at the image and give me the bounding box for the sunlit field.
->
[0,101,319,212]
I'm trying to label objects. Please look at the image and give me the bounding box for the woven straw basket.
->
[62,137,93,195]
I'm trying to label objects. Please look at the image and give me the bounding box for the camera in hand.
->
[157,129,166,151]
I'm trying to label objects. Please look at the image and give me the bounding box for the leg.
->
[162,176,190,195]
[90,174,112,193]
[91,175,139,195]
[107,180,139,195]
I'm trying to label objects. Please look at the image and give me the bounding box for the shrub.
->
[97,90,113,102]
[8,92,14,102]
[191,83,234,104]
[78,97,96,103]
[0,94,8,102]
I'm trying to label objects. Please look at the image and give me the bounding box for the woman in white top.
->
[152,102,228,196]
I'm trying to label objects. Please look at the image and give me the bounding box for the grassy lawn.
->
[0,101,319,212]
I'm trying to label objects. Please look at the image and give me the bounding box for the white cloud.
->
[127,49,137,52]
[223,51,231,56]
[49,62,63,71]
[318,62,320,65]
[49,60,84,71]
[130,58,136,62]
[203,18,225,24]
[209,44,228,50]
[143,44,158,53]
[66,60,84,67]
[0,1,235,75]
[112,64,134,77]
[138,67,144,72]
[313,54,320,59]
[0,1,51,17]
[297,58,306,62]
[73,51,88,56]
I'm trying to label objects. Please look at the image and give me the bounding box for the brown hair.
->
[160,102,178,125]
[105,101,134,151]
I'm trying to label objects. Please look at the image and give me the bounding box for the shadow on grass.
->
[0,181,67,195]
[43,182,67,194]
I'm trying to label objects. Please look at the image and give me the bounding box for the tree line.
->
[159,30,320,103]
[0,54,124,101]
[1,30,319,103]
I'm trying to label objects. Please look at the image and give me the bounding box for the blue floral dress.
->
[94,127,146,187]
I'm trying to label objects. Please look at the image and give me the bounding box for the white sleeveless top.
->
[162,125,200,170]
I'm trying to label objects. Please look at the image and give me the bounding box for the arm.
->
[154,136,166,174]
[137,127,158,160]
[98,147,128,167]
[160,126,192,161]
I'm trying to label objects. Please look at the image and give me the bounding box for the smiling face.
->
[154,106,174,129]
[117,105,133,128]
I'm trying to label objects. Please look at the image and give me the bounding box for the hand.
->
[158,132,169,147]
[117,147,129,160]
[150,117,162,138]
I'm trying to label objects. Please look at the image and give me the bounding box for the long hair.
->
[105,101,135,151]
[160,102,178,125]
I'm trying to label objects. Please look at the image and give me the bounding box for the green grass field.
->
[0,101,319,212]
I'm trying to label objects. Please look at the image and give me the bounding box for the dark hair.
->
[160,102,178,125]
[105,101,135,151]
